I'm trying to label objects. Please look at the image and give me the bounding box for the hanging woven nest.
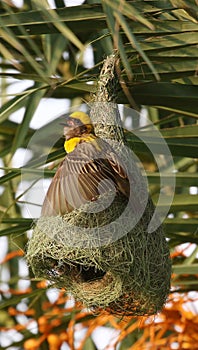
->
[26,53,171,316]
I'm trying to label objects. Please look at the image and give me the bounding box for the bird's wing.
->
[41,139,129,216]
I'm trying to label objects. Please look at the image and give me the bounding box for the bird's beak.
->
[61,116,78,139]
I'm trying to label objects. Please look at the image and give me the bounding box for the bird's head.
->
[62,111,94,140]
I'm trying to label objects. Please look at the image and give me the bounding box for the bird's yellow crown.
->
[70,111,92,126]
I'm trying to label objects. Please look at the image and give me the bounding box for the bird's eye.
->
[67,118,83,127]
[67,118,75,126]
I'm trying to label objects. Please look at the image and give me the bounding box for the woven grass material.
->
[27,190,171,316]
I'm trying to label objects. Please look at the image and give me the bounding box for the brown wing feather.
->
[41,138,129,216]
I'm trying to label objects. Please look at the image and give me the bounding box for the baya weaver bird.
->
[41,111,130,216]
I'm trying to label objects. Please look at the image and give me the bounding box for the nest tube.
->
[26,53,171,316]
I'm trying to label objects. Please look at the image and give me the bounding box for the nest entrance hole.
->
[76,264,106,282]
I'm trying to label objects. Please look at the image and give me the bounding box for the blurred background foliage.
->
[0,0,198,349]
